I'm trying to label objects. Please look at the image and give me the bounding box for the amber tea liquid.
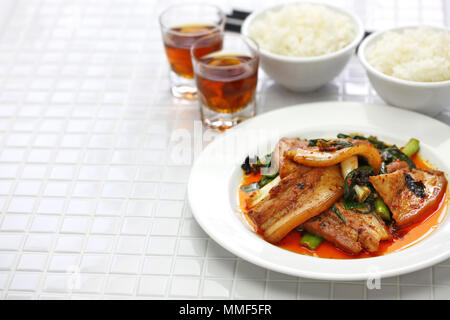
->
[195,54,258,114]
[163,24,222,79]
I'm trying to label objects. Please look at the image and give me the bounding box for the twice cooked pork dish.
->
[239,134,448,258]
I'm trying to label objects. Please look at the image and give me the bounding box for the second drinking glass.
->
[191,33,259,130]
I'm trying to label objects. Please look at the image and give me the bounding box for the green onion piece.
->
[333,140,354,148]
[308,138,327,147]
[309,138,353,149]
[258,172,279,188]
[241,152,279,191]
[379,162,387,174]
[337,133,389,150]
[375,197,391,221]
[353,201,375,214]
[401,138,420,157]
[240,182,259,193]
[343,166,374,200]
[381,147,416,169]
[300,233,323,250]
[354,185,371,203]
[343,199,368,210]
[331,205,346,224]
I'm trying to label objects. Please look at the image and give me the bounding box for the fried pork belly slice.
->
[369,168,447,227]
[386,160,409,173]
[286,139,382,173]
[273,138,312,178]
[247,165,344,244]
[303,202,391,254]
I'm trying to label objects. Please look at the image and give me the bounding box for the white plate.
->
[188,102,450,281]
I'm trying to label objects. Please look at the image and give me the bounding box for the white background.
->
[0,0,448,299]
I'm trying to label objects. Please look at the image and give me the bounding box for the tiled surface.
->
[0,0,448,300]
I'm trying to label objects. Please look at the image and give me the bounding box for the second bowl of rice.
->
[358,25,450,116]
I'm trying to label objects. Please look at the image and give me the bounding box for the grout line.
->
[124,0,162,299]
[1,0,48,299]
[79,0,130,299]
[263,266,269,300]
[35,0,97,300]
[330,280,334,300]
[444,0,450,26]
[0,0,18,40]
[229,257,240,299]
[0,0,448,300]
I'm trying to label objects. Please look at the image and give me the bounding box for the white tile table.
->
[0,0,448,300]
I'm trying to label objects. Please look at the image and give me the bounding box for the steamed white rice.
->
[248,4,357,57]
[365,28,450,82]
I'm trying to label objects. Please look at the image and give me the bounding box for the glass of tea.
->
[159,4,225,100]
[191,33,259,130]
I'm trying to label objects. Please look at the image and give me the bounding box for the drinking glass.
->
[191,33,259,130]
[159,3,225,100]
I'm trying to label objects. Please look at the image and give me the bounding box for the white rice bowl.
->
[248,3,357,58]
[365,27,450,82]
